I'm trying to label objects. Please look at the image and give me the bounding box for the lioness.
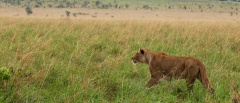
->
[131,48,214,93]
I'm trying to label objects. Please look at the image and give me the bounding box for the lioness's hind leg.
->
[186,78,196,91]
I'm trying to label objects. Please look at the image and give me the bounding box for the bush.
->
[183,5,187,10]
[65,11,71,17]
[125,4,129,8]
[143,5,150,9]
[82,1,89,8]
[0,67,10,82]
[25,7,33,15]
[95,1,101,6]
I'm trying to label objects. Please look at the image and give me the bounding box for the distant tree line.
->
[0,0,130,9]
[219,0,240,1]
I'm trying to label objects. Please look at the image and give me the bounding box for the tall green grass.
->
[0,17,240,102]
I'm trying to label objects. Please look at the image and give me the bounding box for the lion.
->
[131,48,214,93]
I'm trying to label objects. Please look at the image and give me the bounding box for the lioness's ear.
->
[140,48,144,54]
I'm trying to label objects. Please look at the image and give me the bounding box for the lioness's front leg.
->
[146,78,159,87]
[146,71,163,88]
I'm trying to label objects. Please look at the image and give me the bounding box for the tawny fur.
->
[131,48,214,93]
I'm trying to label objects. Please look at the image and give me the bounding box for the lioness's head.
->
[131,48,148,64]
[131,48,167,64]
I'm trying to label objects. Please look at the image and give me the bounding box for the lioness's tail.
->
[198,62,214,93]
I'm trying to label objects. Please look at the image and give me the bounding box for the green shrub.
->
[0,67,10,82]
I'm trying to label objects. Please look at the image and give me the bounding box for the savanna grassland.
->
[1,17,240,103]
[0,0,240,103]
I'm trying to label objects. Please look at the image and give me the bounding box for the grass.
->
[0,17,240,102]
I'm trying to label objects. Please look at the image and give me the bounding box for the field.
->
[1,0,240,103]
